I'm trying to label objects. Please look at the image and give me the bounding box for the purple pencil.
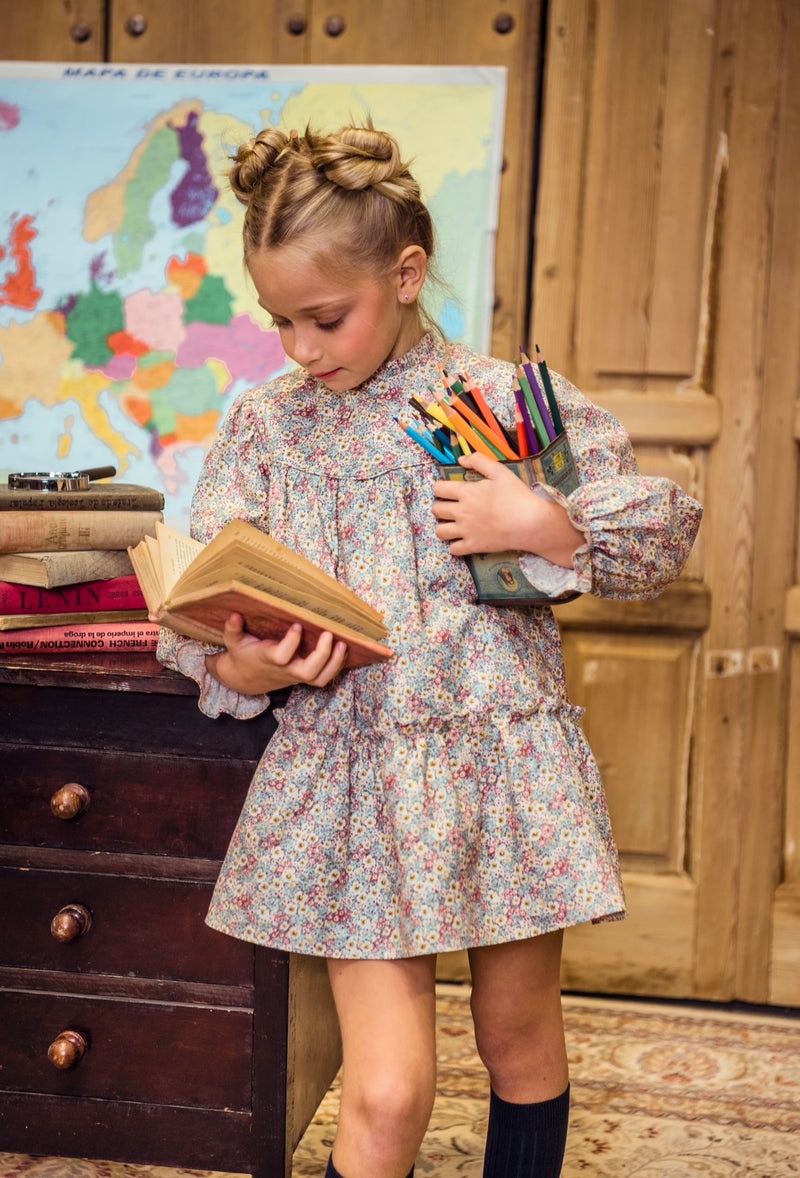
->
[519,349,557,442]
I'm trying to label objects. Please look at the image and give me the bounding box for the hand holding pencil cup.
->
[398,347,581,604]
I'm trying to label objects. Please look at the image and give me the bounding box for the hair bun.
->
[229,128,290,206]
[312,126,416,197]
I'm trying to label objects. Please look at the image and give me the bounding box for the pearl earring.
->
[403,294,410,302]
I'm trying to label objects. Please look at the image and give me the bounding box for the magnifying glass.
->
[6,466,117,492]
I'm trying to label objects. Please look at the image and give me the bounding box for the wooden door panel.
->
[771,604,800,1004]
[107,0,303,63]
[561,874,696,996]
[2,0,106,60]
[561,632,698,875]
[560,627,701,997]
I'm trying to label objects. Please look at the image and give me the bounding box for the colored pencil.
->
[448,394,519,460]
[394,418,456,463]
[515,367,550,449]
[408,397,443,430]
[458,374,516,448]
[422,391,456,431]
[534,344,565,435]
[512,380,541,455]
[439,403,506,460]
[518,352,557,442]
[514,405,530,458]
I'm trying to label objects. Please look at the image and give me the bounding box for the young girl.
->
[158,123,702,1178]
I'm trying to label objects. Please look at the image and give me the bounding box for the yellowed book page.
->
[155,521,204,595]
[175,520,385,630]
[127,538,162,613]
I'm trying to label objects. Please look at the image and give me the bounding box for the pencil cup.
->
[438,431,581,605]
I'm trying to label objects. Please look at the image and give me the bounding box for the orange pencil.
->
[449,394,519,460]
[459,374,509,443]
[440,403,504,460]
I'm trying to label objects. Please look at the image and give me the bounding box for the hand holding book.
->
[205,613,352,695]
[128,518,393,670]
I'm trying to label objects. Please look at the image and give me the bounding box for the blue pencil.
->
[394,417,456,464]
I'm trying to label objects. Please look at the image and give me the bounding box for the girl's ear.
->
[396,245,428,304]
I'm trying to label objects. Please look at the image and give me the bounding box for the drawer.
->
[0,988,252,1110]
[1,746,254,858]
[0,867,253,987]
[0,681,280,757]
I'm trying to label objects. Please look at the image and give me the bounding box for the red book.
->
[0,620,160,653]
[0,574,146,615]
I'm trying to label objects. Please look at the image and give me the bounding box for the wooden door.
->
[6,0,799,1005]
[533,0,799,1004]
[0,0,107,59]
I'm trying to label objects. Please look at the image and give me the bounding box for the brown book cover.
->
[0,549,134,589]
[0,510,163,554]
[0,608,148,631]
[128,519,393,670]
[0,482,165,512]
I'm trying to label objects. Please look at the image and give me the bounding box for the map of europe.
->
[0,63,505,527]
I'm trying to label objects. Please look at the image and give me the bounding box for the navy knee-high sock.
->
[325,1155,414,1178]
[482,1084,570,1177]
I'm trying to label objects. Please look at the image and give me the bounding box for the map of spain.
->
[0,64,504,527]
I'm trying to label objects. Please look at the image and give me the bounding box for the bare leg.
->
[469,932,570,1178]
[468,931,568,1101]
[326,954,438,1178]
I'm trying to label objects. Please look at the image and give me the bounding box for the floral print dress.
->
[158,332,702,959]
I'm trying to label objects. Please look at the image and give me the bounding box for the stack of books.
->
[0,474,164,654]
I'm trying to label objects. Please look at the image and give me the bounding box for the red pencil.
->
[514,406,530,458]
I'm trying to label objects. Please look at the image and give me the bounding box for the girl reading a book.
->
[158,122,702,1178]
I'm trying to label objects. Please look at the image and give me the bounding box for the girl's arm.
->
[432,371,703,603]
[158,388,347,716]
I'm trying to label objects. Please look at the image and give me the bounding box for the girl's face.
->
[248,242,424,393]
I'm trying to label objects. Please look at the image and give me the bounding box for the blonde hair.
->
[229,122,439,316]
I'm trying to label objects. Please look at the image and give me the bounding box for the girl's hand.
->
[432,452,584,568]
[205,613,348,695]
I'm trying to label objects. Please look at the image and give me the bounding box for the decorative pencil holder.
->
[438,431,581,605]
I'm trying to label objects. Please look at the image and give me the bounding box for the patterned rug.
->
[2,987,798,1177]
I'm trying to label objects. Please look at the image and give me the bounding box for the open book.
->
[128,519,393,669]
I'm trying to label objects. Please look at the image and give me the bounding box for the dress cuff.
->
[517,483,592,598]
[174,641,271,720]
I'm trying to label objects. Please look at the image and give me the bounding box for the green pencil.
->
[535,344,565,435]
[515,367,550,450]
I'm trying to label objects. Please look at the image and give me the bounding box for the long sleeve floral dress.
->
[158,332,702,960]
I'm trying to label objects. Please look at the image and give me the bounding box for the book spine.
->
[0,620,160,653]
[0,575,146,614]
[0,488,164,511]
[0,511,163,554]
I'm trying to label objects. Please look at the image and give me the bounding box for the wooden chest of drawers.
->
[0,652,341,1177]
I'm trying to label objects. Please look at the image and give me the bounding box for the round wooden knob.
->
[70,21,92,42]
[50,783,90,820]
[50,904,93,943]
[48,1030,88,1069]
[125,13,148,36]
[493,12,516,34]
[324,15,346,36]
